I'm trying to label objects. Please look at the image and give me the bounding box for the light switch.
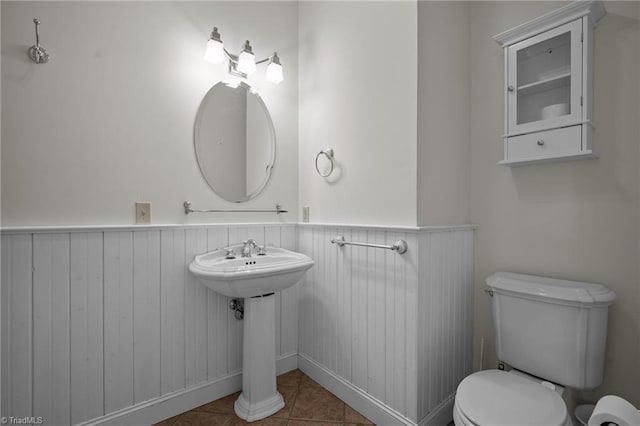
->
[136,202,151,224]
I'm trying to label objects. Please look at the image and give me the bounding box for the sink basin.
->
[189,246,314,298]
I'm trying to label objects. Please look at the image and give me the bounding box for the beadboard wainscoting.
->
[296,225,475,426]
[1,222,474,426]
[0,224,299,426]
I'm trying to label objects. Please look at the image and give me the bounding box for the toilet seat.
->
[454,370,568,426]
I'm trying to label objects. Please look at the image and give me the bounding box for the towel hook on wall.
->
[28,18,50,64]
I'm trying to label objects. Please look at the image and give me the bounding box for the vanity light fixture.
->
[203,27,225,64]
[204,27,283,84]
[265,53,284,84]
[237,40,256,75]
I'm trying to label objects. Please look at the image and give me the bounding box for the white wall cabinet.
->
[494,0,605,166]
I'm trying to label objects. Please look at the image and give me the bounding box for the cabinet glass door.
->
[507,19,583,134]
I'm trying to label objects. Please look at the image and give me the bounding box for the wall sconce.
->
[204,27,283,84]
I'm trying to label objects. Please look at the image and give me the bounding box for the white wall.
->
[1,1,298,226]
[469,0,640,408]
[298,225,420,422]
[298,1,471,228]
[417,1,471,226]
[298,1,418,227]
[297,224,474,425]
[1,223,299,424]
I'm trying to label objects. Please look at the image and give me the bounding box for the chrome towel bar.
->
[183,201,288,215]
[331,234,408,254]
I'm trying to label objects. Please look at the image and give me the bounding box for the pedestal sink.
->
[189,242,313,422]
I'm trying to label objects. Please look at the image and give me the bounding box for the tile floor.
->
[153,369,375,426]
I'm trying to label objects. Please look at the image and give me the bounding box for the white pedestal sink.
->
[189,244,313,422]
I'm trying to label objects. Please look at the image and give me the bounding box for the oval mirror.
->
[194,81,276,202]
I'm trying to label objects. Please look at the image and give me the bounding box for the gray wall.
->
[469,0,640,407]
[417,1,471,226]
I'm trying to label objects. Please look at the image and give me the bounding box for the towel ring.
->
[315,149,334,177]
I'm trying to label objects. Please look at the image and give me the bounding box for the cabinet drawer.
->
[506,126,581,162]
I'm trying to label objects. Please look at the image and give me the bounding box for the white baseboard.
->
[417,394,455,426]
[297,353,419,426]
[79,353,453,426]
[298,354,455,426]
[275,352,298,375]
[80,353,298,426]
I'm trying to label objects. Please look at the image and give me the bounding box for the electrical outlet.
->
[302,207,310,223]
[136,202,151,224]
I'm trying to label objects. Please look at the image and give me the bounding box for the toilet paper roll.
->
[587,395,640,426]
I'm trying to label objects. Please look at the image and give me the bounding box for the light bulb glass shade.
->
[265,61,284,84]
[237,50,256,75]
[204,38,226,64]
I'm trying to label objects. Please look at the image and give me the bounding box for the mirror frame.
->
[193,81,276,203]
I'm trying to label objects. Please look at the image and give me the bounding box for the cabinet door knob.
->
[507,85,515,92]
[537,140,545,146]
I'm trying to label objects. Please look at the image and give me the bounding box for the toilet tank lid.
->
[486,272,616,306]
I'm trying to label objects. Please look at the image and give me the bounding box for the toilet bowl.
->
[453,370,570,426]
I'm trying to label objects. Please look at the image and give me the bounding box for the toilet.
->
[453,272,616,426]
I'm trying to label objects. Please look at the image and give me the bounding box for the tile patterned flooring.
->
[153,369,375,426]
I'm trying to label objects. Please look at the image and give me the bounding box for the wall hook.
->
[28,18,50,64]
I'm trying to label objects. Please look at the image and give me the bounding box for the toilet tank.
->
[486,272,615,390]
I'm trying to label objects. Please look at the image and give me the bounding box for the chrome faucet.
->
[242,239,258,257]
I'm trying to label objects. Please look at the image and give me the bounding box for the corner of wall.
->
[416,1,471,226]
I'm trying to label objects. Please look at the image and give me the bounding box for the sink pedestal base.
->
[234,294,284,422]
